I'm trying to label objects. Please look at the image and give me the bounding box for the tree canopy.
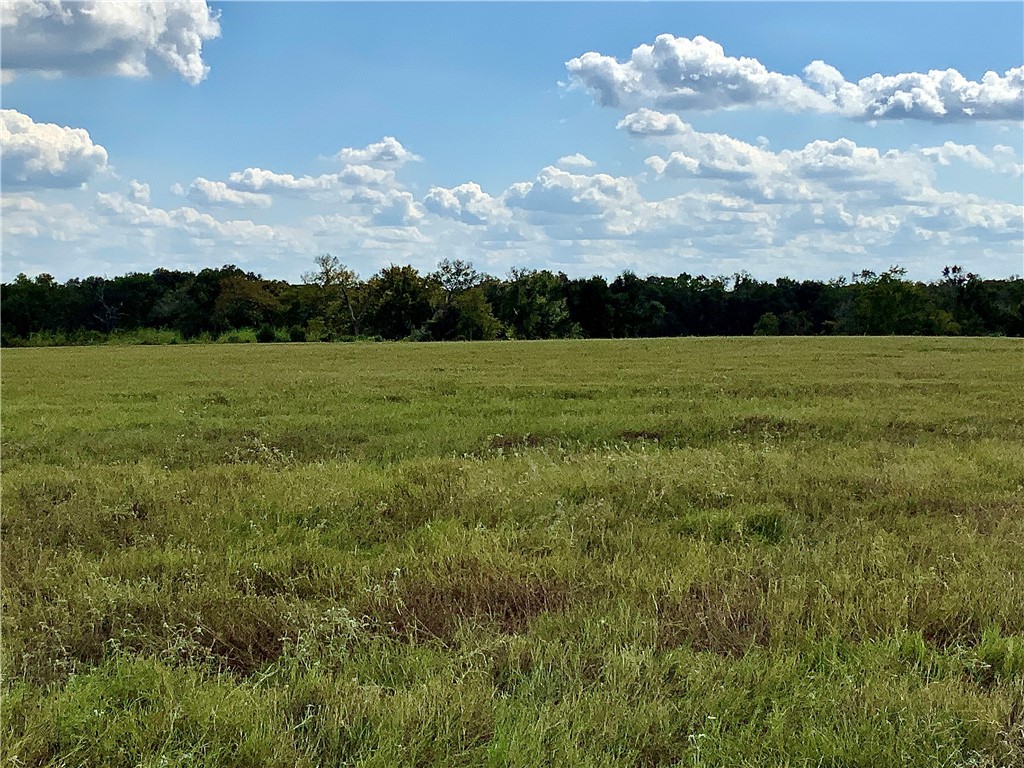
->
[2,258,1022,346]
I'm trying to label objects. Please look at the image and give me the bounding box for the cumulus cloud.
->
[504,166,647,238]
[568,34,1023,121]
[227,168,338,195]
[630,110,935,201]
[128,179,151,203]
[370,191,423,226]
[187,177,272,208]
[337,164,397,187]
[617,108,690,137]
[423,182,503,225]
[1,0,221,85]
[333,136,421,166]
[505,166,640,216]
[0,108,109,189]
[225,164,397,198]
[567,34,830,113]
[96,192,293,245]
[920,141,1023,176]
[556,153,597,169]
[2,194,98,241]
[909,190,1024,239]
[848,66,1023,121]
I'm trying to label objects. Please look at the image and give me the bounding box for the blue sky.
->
[2,2,1022,283]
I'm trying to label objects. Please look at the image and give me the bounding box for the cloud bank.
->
[568,34,1023,121]
[1,0,221,85]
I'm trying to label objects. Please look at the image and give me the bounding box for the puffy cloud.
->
[128,179,151,203]
[225,165,396,197]
[423,182,503,225]
[617,108,689,137]
[505,165,640,216]
[920,141,1023,176]
[370,191,423,226]
[640,123,786,183]
[95,192,296,245]
[555,153,596,169]
[568,34,1023,121]
[186,177,272,208]
[1,194,98,241]
[1,0,221,85]
[0,109,109,189]
[567,34,830,112]
[992,145,1024,177]
[790,139,929,195]
[333,136,421,166]
[851,66,1023,121]
[504,166,647,238]
[909,190,1024,239]
[227,167,338,194]
[337,164,397,187]
[632,110,930,201]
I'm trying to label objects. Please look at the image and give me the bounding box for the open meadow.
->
[2,337,1023,767]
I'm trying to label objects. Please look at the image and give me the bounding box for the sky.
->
[2,1,1022,284]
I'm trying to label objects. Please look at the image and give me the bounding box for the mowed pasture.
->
[2,337,1023,767]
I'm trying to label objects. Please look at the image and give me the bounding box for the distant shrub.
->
[256,324,277,343]
[288,325,306,343]
[109,328,184,346]
[305,318,328,342]
[216,328,259,344]
[18,330,105,347]
[754,312,780,336]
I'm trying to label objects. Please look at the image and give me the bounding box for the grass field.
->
[2,338,1023,767]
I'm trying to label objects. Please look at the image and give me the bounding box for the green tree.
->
[754,312,781,336]
[302,254,369,336]
[488,269,575,339]
[214,274,281,330]
[365,265,437,339]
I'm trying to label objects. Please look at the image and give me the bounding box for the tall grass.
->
[2,338,1022,766]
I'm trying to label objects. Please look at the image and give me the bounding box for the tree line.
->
[2,257,1022,346]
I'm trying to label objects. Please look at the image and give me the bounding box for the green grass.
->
[2,338,1023,767]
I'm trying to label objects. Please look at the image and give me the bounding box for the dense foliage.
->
[3,257,1022,345]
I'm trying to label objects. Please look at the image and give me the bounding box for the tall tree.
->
[302,254,368,336]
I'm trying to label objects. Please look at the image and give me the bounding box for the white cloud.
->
[337,164,397,187]
[909,190,1023,239]
[555,153,597,169]
[423,182,504,225]
[225,165,397,197]
[333,136,421,166]
[504,166,648,238]
[1,0,221,85]
[850,66,1023,121]
[370,191,423,226]
[505,165,640,216]
[920,141,1023,176]
[567,34,831,113]
[95,192,301,247]
[0,108,109,189]
[1,194,98,241]
[569,34,1023,121]
[227,168,337,195]
[618,108,690,138]
[128,179,151,203]
[631,110,930,201]
[186,177,272,208]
